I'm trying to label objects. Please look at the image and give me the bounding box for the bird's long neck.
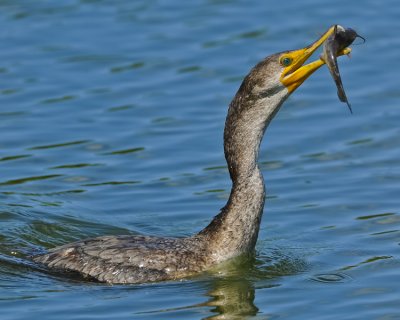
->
[198,77,288,261]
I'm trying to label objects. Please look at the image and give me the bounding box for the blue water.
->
[1,0,400,319]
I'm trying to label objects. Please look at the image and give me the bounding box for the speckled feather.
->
[35,235,210,283]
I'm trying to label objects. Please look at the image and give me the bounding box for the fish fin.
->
[346,101,353,114]
[338,90,353,114]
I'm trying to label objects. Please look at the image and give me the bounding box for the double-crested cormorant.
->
[34,26,349,284]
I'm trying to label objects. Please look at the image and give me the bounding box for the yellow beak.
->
[280,26,351,93]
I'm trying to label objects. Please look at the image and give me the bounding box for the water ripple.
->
[0,175,62,186]
[28,140,89,150]
[104,147,145,155]
[82,181,140,187]
[310,272,352,284]
[0,155,31,162]
[50,163,102,169]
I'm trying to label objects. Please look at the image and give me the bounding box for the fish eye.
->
[280,56,293,67]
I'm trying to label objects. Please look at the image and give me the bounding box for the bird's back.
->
[34,235,209,283]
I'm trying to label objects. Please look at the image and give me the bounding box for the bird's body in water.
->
[34,26,352,284]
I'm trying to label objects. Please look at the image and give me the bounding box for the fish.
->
[321,25,365,113]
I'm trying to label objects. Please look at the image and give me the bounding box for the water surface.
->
[1,1,400,319]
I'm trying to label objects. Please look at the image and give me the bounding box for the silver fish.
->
[321,25,365,113]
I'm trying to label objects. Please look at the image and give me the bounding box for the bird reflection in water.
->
[203,278,259,320]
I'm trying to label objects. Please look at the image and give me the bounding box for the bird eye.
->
[280,56,292,67]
